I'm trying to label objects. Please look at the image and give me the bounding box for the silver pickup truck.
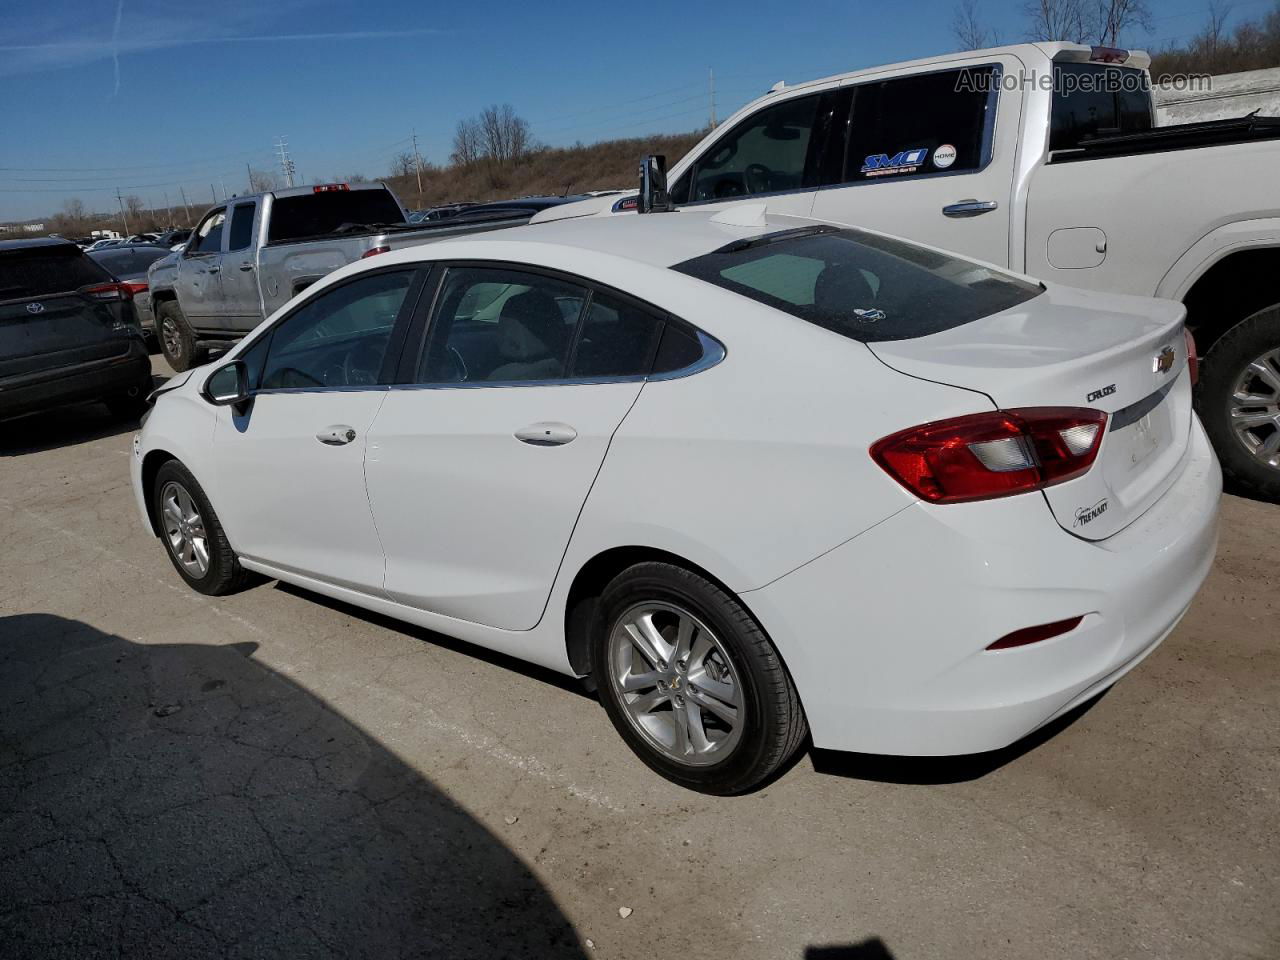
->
[147,182,569,370]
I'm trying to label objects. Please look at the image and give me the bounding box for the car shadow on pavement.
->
[0,613,587,959]
[807,690,1109,786]
[806,938,896,959]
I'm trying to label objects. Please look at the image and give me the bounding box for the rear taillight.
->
[121,281,148,296]
[79,282,133,302]
[871,407,1108,504]
[1184,327,1198,385]
[313,183,350,193]
[987,616,1084,650]
[361,245,391,259]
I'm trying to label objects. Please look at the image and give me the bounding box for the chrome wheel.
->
[606,601,744,767]
[1229,347,1280,471]
[161,315,182,361]
[160,481,209,577]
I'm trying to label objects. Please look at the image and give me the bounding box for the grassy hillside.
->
[382,130,706,210]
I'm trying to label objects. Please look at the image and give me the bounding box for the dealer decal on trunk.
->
[1074,499,1109,528]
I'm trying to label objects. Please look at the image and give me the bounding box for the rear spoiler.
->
[1050,43,1151,70]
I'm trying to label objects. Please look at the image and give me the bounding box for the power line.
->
[275,137,296,188]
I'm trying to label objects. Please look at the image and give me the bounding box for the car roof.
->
[0,236,80,253]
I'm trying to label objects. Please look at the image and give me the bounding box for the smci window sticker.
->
[860,148,928,177]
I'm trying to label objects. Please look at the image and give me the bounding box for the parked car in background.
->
[123,233,160,245]
[537,42,1280,500]
[146,182,590,371]
[131,207,1219,794]
[84,238,123,252]
[0,238,152,421]
[154,228,191,250]
[88,243,173,345]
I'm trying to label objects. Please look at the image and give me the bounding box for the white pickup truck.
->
[538,42,1280,501]
[147,182,575,371]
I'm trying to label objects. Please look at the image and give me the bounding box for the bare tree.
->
[1091,0,1152,46]
[1200,0,1233,68]
[124,195,145,223]
[1023,0,1089,42]
[389,150,418,178]
[451,117,483,167]
[342,172,370,183]
[953,0,997,50]
[63,197,87,223]
[478,104,533,166]
[248,168,277,192]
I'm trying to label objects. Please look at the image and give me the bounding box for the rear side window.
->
[569,292,663,378]
[267,189,405,244]
[0,247,110,300]
[672,226,1041,343]
[1050,63,1153,151]
[844,66,997,181]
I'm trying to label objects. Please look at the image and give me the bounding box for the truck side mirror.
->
[203,360,249,406]
[638,155,674,214]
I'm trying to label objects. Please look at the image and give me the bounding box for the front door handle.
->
[942,199,999,218]
[316,425,357,446]
[207,265,220,274]
[514,422,577,446]
[238,262,254,272]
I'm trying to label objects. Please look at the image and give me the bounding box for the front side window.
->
[673,226,1041,343]
[227,203,256,252]
[188,209,226,255]
[418,267,586,384]
[844,67,996,182]
[689,94,821,202]
[260,270,413,389]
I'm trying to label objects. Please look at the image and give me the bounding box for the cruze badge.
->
[25,302,44,314]
[1086,383,1116,403]
[1153,346,1176,374]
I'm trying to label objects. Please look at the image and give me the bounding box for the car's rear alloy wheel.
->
[592,562,807,794]
[152,460,252,596]
[607,601,745,766]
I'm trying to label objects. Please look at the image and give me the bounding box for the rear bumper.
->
[745,417,1222,756]
[0,342,151,420]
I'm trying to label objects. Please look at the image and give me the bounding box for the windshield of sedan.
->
[671,226,1042,343]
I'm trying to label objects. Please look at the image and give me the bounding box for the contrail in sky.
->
[110,0,124,98]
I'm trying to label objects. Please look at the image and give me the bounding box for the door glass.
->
[844,67,996,181]
[690,94,820,202]
[188,210,226,254]
[568,292,663,378]
[418,267,586,384]
[260,270,413,389]
[227,204,255,252]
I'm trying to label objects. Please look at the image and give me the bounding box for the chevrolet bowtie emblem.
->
[1153,346,1176,374]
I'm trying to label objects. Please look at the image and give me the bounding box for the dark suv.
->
[1,238,153,421]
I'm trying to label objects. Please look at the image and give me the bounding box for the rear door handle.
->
[514,422,577,446]
[942,199,999,218]
[316,425,357,446]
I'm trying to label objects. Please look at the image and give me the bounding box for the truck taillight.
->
[361,245,391,259]
[313,183,350,193]
[1184,327,1199,385]
[79,282,133,302]
[1089,46,1130,63]
[870,407,1108,504]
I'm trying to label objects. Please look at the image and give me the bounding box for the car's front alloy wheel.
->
[152,460,252,596]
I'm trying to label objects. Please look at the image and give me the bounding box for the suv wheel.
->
[1199,304,1280,502]
[591,561,808,795]
[156,300,206,372]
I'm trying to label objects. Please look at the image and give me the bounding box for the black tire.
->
[590,561,808,795]
[151,460,252,596]
[156,300,206,372]
[1197,304,1280,502]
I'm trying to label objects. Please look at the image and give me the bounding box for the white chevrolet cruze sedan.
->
[131,206,1221,794]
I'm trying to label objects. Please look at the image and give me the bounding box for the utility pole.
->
[275,136,296,188]
[411,128,424,202]
[219,176,229,201]
[709,67,717,128]
[179,186,192,223]
[247,162,254,193]
[163,190,172,228]
[211,184,217,204]
[115,187,130,235]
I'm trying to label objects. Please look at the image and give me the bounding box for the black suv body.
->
[0,238,152,421]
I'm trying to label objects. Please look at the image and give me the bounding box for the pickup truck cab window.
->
[188,208,226,255]
[227,203,256,253]
[843,66,998,182]
[259,269,414,390]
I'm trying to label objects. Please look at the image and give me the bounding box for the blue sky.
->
[0,0,1264,221]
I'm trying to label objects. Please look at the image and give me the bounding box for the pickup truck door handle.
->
[238,262,254,272]
[316,425,358,446]
[514,422,577,446]
[942,199,999,218]
[207,265,220,274]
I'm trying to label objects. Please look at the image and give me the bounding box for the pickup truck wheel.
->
[157,301,206,372]
[1198,304,1280,502]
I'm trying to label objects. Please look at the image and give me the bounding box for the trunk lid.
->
[0,244,134,380]
[868,283,1192,540]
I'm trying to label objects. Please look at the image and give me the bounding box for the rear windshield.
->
[0,246,111,301]
[88,246,170,278]
[1050,63,1153,152]
[671,226,1041,343]
[267,189,405,244]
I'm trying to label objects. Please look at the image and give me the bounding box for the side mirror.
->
[638,155,674,214]
[203,360,249,406]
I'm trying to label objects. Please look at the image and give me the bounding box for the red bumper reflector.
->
[1184,327,1199,386]
[987,616,1084,651]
